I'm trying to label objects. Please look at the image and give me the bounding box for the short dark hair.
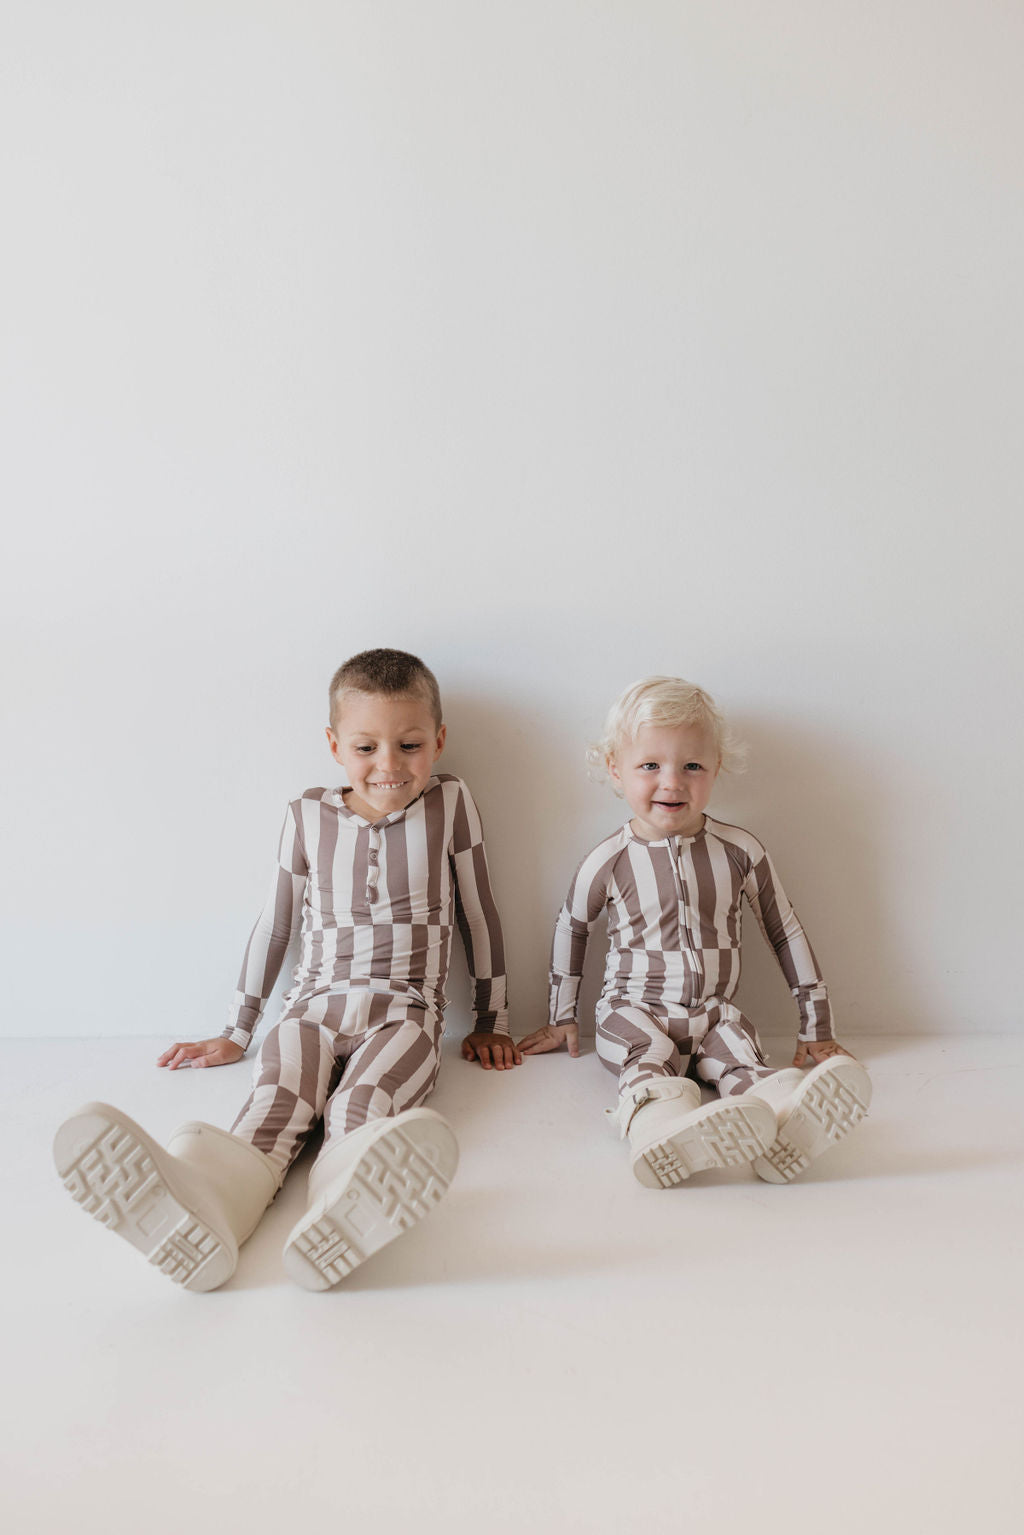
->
[328,648,442,729]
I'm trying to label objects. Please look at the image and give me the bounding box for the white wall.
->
[2,2,1020,1043]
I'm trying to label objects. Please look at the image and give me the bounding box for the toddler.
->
[54,649,520,1290]
[520,676,870,1187]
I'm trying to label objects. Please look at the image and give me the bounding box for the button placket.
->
[365,830,381,905]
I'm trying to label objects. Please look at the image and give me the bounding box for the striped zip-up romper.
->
[549,815,834,1100]
[223,774,508,1176]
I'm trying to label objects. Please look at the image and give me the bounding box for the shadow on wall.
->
[720,712,915,1037]
[435,687,612,1034]
[429,695,915,1042]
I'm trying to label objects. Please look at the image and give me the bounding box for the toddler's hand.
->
[157,1038,245,1070]
[518,1023,580,1058]
[792,1038,856,1068]
[461,1032,523,1070]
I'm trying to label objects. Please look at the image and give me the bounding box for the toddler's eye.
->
[640,762,659,771]
[685,762,704,772]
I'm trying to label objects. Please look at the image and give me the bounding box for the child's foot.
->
[282,1108,459,1290]
[617,1078,777,1188]
[747,1058,872,1183]
[53,1103,278,1291]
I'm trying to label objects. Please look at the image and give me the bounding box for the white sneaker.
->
[747,1058,872,1183]
[282,1108,459,1290]
[615,1078,777,1189]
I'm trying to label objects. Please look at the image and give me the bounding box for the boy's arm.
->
[449,783,515,1067]
[741,842,840,1053]
[158,803,307,1068]
[221,803,308,1051]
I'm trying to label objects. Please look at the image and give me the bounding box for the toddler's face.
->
[609,721,720,842]
[326,691,445,820]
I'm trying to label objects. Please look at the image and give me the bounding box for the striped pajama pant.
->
[596,998,776,1100]
[230,986,444,1179]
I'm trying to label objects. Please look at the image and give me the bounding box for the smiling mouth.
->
[654,801,686,810]
[370,781,408,790]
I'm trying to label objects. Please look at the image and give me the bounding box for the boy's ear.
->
[325,725,341,763]
[434,724,447,757]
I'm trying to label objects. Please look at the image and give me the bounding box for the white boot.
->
[282,1108,459,1291]
[614,1077,777,1189]
[746,1058,872,1183]
[53,1102,280,1292]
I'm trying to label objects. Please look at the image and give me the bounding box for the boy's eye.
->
[401,743,422,752]
[355,745,375,753]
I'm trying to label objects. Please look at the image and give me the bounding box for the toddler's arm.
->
[518,1022,580,1057]
[742,838,857,1060]
[157,1039,245,1070]
[522,841,615,1061]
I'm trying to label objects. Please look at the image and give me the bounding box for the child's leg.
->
[598,1003,775,1187]
[282,992,456,1291]
[322,992,446,1141]
[229,999,350,1181]
[595,1004,689,1095]
[747,1058,872,1183]
[53,1108,279,1292]
[693,1003,775,1098]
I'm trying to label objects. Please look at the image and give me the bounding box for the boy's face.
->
[608,721,720,842]
[326,691,446,820]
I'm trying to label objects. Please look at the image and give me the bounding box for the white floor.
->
[5,1032,1024,1535]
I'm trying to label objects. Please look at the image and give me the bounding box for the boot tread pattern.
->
[351,1129,452,1226]
[59,1121,225,1286]
[644,1108,771,1187]
[758,1070,869,1182]
[298,1127,453,1284]
[290,1222,360,1285]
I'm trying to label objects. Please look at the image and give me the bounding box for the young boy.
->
[54,649,520,1291]
[519,676,870,1188]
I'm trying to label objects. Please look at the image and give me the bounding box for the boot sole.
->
[283,1112,459,1291]
[751,1060,872,1184]
[633,1098,777,1188]
[53,1103,236,1292]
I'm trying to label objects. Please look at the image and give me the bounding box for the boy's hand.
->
[518,1023,580,1058]
[157,1038,245,1070]
[461,1032,523,1070]
[792,1038,856,1068]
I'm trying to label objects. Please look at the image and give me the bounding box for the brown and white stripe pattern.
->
[223,773,509,1051]
[550,815,834,1044]
[230,988,446,1177]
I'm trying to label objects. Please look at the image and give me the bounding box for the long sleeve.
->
[548,840,618,1028]
[449,784,510,1034]
[222,804,308,1050]
[742,845,834,1042]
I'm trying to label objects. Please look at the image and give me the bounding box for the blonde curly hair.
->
[588,675,746,791]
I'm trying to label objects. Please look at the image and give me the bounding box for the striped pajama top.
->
[549,815,834,1042]
[222,773,509,1050]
